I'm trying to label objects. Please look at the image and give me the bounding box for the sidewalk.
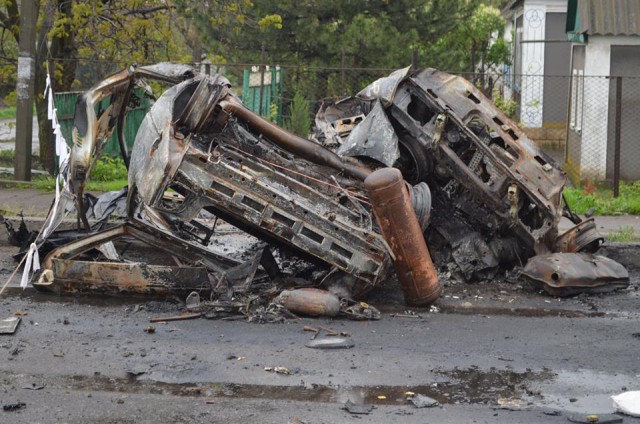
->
[0,117,40,153]
[1,187,639,237]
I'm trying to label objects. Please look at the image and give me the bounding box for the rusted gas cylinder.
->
[277,288,341,317]
[364,168,442,306]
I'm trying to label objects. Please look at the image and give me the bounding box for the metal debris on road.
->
[264,366,291,375]
[407,393,439,408]
[343,400,373,414]
[21,383,45,390]
[149,313,202,323]
[0,316,20,335]
[275,288,341,317]
[305,337,355,349]
[568,414,624,424]
[523,253,629,296]
[3,402,26,412]
[5,63,629,317]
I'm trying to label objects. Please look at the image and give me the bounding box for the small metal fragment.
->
[305,337,354,349]
[185,292,201,310]
[21,383,45,390]
[568,414,623,424]
[3,402,26,411]
[0,317,20,335]
[264,366,291,375]
[523,253,629,297]
[343,400,373,414]
[407,393,439,408]
[149,313,202,323]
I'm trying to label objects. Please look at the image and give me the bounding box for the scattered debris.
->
[1,212,32,248]
[340,299,381,320]
[523,253,629,296]
[544,410,562,416]
[276,288,341,317]
[343,400,373,414]
[391,311,423,319]
[568,414,623,424]
[149,313,202,323]
[185,292,201,310]
[407,393,439,408]
[496,397,528,410]
[264,366,291,375]
[3,402,26,412]
[305,337,355,350]
[612,391,640,417]
[0,317,20,335]
[144,325,156,334]
[9,63,628,317]
[21,383,45,390]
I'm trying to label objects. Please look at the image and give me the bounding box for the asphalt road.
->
[0,280,639,424]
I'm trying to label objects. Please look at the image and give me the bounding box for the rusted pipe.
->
[218,97,371,181]
[365,168,441,306]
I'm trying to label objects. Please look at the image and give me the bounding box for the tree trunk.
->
[36,0,77,174]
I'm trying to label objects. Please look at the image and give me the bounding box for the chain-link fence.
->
[564,75,640,194]
[5,58,639,192]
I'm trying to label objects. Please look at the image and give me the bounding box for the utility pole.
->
[15,0,38,181]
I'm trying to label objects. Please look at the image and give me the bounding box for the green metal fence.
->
[54,89,151,156]
[241,66,284,125]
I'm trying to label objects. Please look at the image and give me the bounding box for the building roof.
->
[567,0,640,38]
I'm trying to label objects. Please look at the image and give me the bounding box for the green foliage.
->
[608,226,640,242]
[268,101,279,123]
[0,106,16,120]
[492,88,518,118]
[563,181,640,216]
[2,90,16,107]
[0,148,14,159]
[286,91,311,137]
[258,14,283,30]
[33,176,128,193]
[89,156,128,182]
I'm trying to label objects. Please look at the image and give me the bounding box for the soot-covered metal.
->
[27,63,628,309]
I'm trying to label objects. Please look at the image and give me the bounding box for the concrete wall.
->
[607,45,640,181]
[579,36,640,180]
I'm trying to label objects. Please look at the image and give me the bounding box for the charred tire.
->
[394,137,432,185]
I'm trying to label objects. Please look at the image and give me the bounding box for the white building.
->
[565,0,640,182]
[502,0,570,128]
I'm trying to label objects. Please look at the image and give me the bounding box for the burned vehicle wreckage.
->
[23,63,628,316]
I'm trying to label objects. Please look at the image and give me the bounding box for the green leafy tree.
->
[1,0,193,173]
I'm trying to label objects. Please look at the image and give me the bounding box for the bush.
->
[286,91,311,137]
[89,156,128,182]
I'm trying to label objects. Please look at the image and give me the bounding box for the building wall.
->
[542,12,570,124]
[512,0,568,128]
[520,2,546,127]
[606,45,640,181]
[565,44,584,183]
[579,36,640,180]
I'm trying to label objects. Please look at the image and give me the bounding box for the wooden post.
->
[14,0,38,181]
[613,76,622,198]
